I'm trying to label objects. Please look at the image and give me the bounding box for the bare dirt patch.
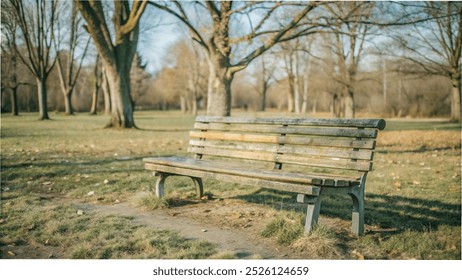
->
[82,198,306,259]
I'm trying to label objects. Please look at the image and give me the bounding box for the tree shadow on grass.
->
[233,189,461,234]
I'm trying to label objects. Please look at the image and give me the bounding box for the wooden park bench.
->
[143,116,386,235]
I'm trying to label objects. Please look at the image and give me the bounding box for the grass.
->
[1,111,461,259]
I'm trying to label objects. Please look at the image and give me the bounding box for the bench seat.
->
[144,156,361,190]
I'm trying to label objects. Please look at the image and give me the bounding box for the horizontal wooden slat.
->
[189,131,376,149]
[194,122,378,138]
[195,116,386,130]
[188,146,372,171]
[189,139,374,160]
[144,156,360,188]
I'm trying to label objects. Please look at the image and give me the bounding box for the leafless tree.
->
[386,2,462,122]
[171,40,208,115]
[253,55,276,112]
[130,52,151,110]
[89,54,103,115]
[1,1,20,115]
[75,0,147,128]
[321,2,373,118]
[5,0,59,120]
[149,1,325,116]
[55,2,91,115]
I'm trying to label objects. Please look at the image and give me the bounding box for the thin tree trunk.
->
[101,68,111,115]
[260,87,267,112]
[36,77,50,120]
[192,95,198,116]
[287,74,295,113]
[332,93,341,118]
[294,75,300,113]
[180,95,187,113]
[343,89,355,118]
[11,87,19,116]
[301,78,308,114]
[90,87,98,115]
[294,51,301,114]
[311,94,317,114]
[64,90,74,115]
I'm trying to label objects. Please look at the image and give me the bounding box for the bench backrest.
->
[188,116,385,174]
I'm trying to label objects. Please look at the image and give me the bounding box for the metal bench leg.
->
[297,194,322,233]
[154,172,169,198]
[349,191,364,235]
[191,177,204,198]
[349,173,367,235]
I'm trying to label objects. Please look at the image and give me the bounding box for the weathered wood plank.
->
[144,162,321,195]
[189,131,376,149]
[195,116,386,130]
[189,139,374,160]
[194,122,378,138]
[143,156,361,186]
[187,146,372,171]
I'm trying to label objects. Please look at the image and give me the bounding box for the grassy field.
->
[0,111,460,259]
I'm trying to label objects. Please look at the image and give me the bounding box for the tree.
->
[388,2,462,122]
[1,1,20,115]
[55,2,91,115]
[6,0,59,120]
[89,54,103,115]
[253,55,276,112]
[75,0,147,128]
[150,1,324,116]
[172,40,208,115]
[321,2,373,118]
[130,52,150,109]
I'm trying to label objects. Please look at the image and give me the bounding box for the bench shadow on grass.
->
[233,189,461,235]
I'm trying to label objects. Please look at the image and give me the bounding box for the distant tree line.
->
[1,1,460,128]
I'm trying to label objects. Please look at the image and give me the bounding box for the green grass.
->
[1,111,461,259]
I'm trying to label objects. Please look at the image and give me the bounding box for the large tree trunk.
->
[105,65,135,128]
[64,90,74,115]
[206,57,233,117]
[450,77,461,122]
[36,77,50,120]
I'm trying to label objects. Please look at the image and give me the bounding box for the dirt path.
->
[81,200,298,259]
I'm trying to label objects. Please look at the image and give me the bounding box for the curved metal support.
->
[191,177,204,198]
[154,172,170,198]
[348,172,367,235]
